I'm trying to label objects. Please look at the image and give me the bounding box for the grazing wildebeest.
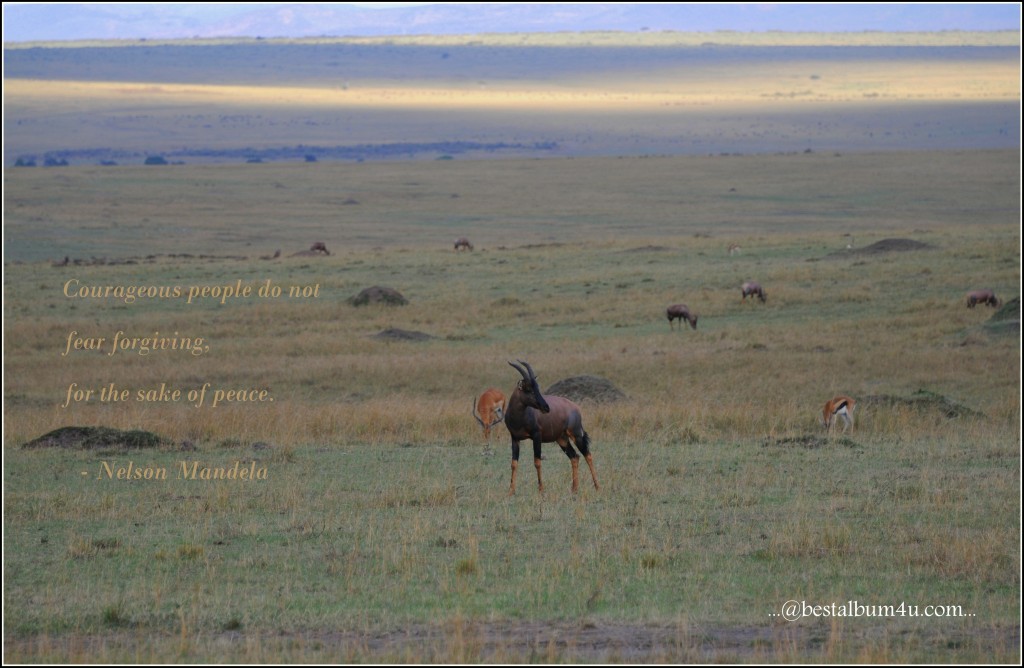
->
[454,237,474,251]
[310,242,330,255]
[473,388,506,452]
[504,360,598,495]
[822,395,856,434]
[741,281,766,303]
[965,289,1000,308]
[666,304,698,330]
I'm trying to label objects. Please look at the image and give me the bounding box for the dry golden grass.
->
[4,153,1011,461]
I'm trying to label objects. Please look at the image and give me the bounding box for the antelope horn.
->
[517,359,538,380]
[508,360,530,381]
[472,398,485,428]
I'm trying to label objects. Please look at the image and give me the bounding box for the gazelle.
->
[822,395,856,434]
[727,243,742,256]
[472,388,506,453]
[504,360,598,495]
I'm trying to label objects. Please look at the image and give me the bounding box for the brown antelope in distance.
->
[666,304,698,330]
[504,360,598,495]
[310,242,330,255]
[473,388,506,453]
[727,243,742,256]
[453,237,474,251]
[965,289,1000,308]
[741,281,766,303]
[822,395,856,434]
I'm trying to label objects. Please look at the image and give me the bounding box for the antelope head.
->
[509,360,550,414]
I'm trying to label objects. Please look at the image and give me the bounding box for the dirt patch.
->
[862,390,983,419]
[762,434,860,449]
[621,245,672,253]
[21,426,169,450]
[338,621,805,662]
[372,328,434,342]
[545,375,627,403]
[349,286,408,306]
[828,237,932,258]
[10,622,1015,662]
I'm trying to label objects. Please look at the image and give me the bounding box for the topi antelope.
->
[741,281,766,303]
[822,395,856,434]
[504,360,598,495]
[666,304,698,330]
[965,289,1000,308]
[473,388,506,453]
[453,237,474,251]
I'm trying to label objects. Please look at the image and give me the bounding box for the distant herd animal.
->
[965,289,1000,308]
[741,280,767,303]
[453,237,474,251]
[666,304,698,330]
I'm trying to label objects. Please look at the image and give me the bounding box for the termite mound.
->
[349,286,408,307]
[544,375,626,404]
[22,426,169,450]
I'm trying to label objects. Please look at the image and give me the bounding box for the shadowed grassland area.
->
[3,148,1021,661]
[4,33,1020,163]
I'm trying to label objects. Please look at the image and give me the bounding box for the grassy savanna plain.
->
[3,30,1021,663]
[3,149,1020,662]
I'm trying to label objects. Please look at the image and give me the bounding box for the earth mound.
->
[762,434,859,449]
[989,297,1019,321]
[349,286,408,306]
[862,390,982,419]
[829,238,932,258]
[22,426,169,450]
[861,238,932,253]
[544,375,626,403]
[372,328,434,342]
[984,297,1020,336]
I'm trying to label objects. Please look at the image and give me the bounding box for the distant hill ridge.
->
[3,3,1019,42]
